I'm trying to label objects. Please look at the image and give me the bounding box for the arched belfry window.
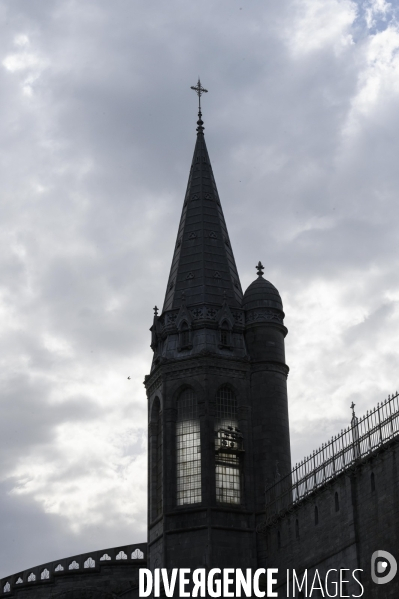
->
[176,388,201,506]
[150,398,162,521]
[215,386,243,504]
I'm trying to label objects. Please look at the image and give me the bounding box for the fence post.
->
[388,396,394,436]
[351,402,361,461]
[377,403,383,445]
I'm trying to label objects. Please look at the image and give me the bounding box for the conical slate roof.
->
[162,112,243,311]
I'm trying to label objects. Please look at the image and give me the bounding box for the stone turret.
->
[243,262,291,509]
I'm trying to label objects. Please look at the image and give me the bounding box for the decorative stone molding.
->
[206,307,217,319]
[217,302,235,330]
[161,307,244,330]
[246,309,283,324]
[231,310,244,324]
[163,365,248,381]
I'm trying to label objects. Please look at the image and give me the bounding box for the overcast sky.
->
[1,0,399,578]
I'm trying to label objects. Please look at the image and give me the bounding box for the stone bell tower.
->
[144,81,291,572]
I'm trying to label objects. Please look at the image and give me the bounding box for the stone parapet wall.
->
[0,543,147,598]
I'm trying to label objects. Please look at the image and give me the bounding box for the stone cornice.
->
[145,355,250,388]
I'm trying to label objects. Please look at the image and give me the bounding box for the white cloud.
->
[3,52,42,73]
[364,0,392,29]
[2,34,49,96]
[284,0,356,55]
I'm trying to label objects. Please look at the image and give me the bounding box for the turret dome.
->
[242,262,283,312]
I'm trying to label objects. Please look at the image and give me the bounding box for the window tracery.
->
[176,388,201,505]
[215,386,242,504]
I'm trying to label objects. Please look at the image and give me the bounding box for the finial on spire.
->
[256,261,264,277]
[153,306,158,316]
[350,401,355,416]
[191,78,208,135]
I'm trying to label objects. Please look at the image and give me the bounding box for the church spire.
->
[162,81,243,312]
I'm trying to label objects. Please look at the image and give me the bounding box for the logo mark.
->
[371,551,397,584]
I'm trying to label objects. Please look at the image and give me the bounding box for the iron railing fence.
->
[263,390,399,525]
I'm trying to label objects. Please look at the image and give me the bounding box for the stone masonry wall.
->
[259,438,399,598]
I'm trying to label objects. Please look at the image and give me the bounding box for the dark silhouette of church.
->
[1,85,398,598]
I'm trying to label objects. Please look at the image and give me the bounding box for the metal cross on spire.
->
[190,78,208,111]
